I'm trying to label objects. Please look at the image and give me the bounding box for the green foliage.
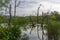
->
[50,11,60,21]
[0,15,8,23]
[44,11,60,40]
[46,21,60,40]
[12,17,29,26]
[0,26,21,40]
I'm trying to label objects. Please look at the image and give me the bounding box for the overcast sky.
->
[13,0,60,16]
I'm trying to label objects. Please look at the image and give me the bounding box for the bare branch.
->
[16,1,21,7]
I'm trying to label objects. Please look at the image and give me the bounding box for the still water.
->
[21,27,47,40]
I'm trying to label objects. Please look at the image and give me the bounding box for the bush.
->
[46,21,60,40]
[0,26,21,40]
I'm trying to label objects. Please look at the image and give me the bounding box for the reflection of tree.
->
[29,4,44,40]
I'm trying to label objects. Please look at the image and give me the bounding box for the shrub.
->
[0,26,21,40]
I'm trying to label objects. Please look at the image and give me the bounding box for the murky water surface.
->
[21,27,47,40]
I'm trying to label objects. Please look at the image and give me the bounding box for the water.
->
[21,27,47,40]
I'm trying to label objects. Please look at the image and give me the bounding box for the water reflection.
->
[21,27,47,40]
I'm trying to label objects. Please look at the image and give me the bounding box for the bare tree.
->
[14,0,20,17]
[36,4,41,40]
[8,4,12,27]
[14,0,16,18]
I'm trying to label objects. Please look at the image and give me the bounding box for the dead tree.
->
[36,4,41,40]
[14,0,16,18]
[8,4,12,27]
[14,0,20,18]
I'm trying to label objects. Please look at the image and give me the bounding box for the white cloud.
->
[15,0,60,16]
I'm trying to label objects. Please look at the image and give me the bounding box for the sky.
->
[12,0,60,16]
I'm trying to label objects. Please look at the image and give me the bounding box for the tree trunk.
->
[14,0,16,18]
[8,4,12,27]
